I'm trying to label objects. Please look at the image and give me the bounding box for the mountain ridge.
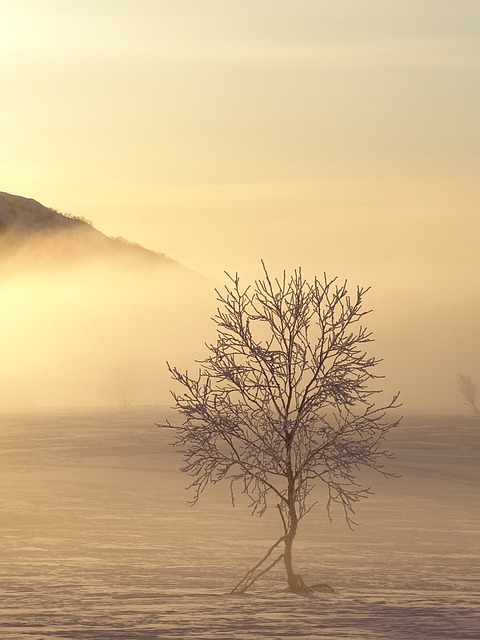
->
[0,190,177,271]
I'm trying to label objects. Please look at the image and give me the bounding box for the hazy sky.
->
[1,1,479,275]
[1,1,479,410]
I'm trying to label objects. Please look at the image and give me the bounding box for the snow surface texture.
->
[0,408,479,639]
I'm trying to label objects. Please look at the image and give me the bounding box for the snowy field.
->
[0,407,479,639]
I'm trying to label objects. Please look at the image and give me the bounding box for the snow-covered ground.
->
[0,408,478,639]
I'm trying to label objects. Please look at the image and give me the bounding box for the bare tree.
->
[457,372,480,415]
[104,363,139,406]
[160,264,400,593]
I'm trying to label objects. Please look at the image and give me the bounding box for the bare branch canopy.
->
[159,263,401,593]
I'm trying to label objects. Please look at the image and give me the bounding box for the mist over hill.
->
[0,191,215,409]
[0,192,478,414]
[0,191,178,273]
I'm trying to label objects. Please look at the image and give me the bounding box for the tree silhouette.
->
[160,264,400,593]
[104,363,139,406]
[457,373,480,415]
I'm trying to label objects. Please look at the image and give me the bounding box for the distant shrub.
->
[48,208,92,226]
[110,236,166,259]
[110,235,139,247]
[457,372,480,415]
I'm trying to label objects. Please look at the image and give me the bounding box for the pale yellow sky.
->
[1,1,479,275]
[1,1,479,410]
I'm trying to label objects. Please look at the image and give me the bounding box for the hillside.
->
[0,191,175,271]
[0,190,216,408]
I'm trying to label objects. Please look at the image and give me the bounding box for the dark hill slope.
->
[0,191,176,272]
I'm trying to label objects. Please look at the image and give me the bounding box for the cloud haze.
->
[1,2,478,412]
[0,254,216,408]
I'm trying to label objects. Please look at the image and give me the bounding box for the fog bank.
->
[1,253,477,414]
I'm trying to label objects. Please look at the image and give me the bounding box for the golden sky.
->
[1,1,479,276]
[1,1,479,410]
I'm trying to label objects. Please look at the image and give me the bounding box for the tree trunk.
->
[284,433,303,591]
[284,526,299,591]
[283,488,302,591]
